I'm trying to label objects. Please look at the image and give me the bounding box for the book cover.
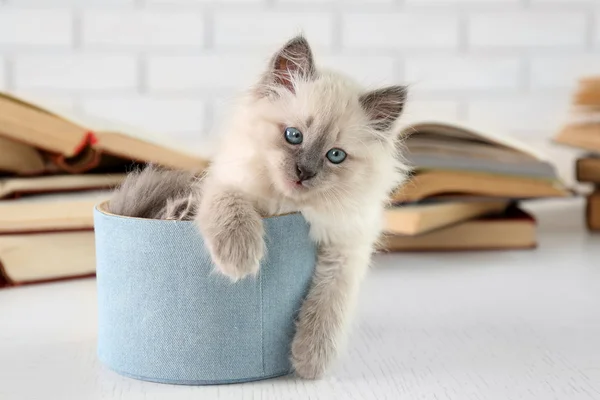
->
[379,206,536,252]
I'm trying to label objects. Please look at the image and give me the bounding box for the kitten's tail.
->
[108,164,202,221]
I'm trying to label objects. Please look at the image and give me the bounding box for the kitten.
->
[195,36,408,379]
[110,35,408,379]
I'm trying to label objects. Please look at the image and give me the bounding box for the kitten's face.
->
[246,35,407,202]
[259,80,384,200]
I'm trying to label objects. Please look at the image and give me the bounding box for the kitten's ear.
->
[260,35,316,95]
[359,86,408,132]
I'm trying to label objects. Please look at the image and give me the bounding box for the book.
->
[0,136,45,175]
[384,200,510,236]
[555,124,600,153]
[554,77,600,152]
[0,192,105,288]
[0,173,125,199]
[0,193,105,234]
[586,190,600,231]
[0,230,95,288]
[575,155,600,183]
[392,117,569,203]
[379,206,536,252]
[0,92,209,174]
[568,76,600,108]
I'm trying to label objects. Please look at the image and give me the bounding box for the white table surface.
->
[1,197,600,400]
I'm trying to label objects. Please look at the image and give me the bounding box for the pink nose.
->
[296,164,317,182]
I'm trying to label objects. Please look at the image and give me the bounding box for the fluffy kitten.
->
[195,36,408,379]
[110,35,408,379]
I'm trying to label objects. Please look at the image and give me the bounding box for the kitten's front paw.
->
[205,215,265,282]
[290,320,335,379]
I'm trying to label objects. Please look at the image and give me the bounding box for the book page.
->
[399,114,548,161]
[0,91,203,158]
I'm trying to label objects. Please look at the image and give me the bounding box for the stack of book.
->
[0,92,207,288]
[554,76,600,231]
[0,92,572,286]
[379,117,570,252]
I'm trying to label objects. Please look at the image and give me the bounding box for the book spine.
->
[0,261,13,288]
[575,158,585,183]
[574,158,600,184]
[0,273,96,289]
[586,191,600,231]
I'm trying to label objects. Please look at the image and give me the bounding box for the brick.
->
[402,100,461,122]
[320,55,398,87]
[468,12,586,48]
[81,96,205,134]
[214,12,334,50]
[147,55,266,91]
[82,10,204,48]
[14,55,137,93]
[405,56,520,92]
[148,54,397,92]
[342,12,459,50]
[466,97,569,133]
[0,10,72,47]
[530,56,600,90]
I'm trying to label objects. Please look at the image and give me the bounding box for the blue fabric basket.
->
[93,203,316,385]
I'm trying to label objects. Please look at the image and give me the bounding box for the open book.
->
[0,92,209,175]
[392,117,570,203]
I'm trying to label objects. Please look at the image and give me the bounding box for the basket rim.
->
[95,201,300,222]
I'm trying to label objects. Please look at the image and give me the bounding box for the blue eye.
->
[284,127,303,145]
[326,148,346,164]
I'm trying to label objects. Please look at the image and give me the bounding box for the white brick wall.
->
[0,0,597,148]
[147,55,265,92]
[530,56,600,90]
[405,56,520,92]
[0,10,72,47]
[82,10,205,49]
[466,96,570,133]
[214,12,334,50]
[81,96,206,134]
[468,12,587,49]
[342,13,460,50]
[14,55,137,92]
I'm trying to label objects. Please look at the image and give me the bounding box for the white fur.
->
[196,36,408,379]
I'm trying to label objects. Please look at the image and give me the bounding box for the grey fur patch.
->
[359,85,407,132]
[108,165,202,220]
[306,116,314,128]
[300,132,328,172]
